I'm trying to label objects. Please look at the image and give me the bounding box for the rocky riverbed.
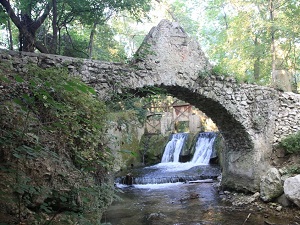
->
[219,189,300,225]
[101,181,300,225]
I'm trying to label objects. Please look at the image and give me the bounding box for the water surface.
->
[103,163,297,225]
[101,181,295,225]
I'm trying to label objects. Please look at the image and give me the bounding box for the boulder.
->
[284,175,300,207]
[147,212,166,221]
[276,193,292,207]
[260,168,283,202]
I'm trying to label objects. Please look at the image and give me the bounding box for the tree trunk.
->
[254,57,261,81]
[88,21,98,59]
[58,28,61,54]
[7,17,13,50]
[0,0,52,53]
[253,35,260,80]
[269,0,276,84]
[20,14,35,52]
[51,0,58,54]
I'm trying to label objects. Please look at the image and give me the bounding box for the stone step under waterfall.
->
[116,164,221,185]
[117,173,219,185]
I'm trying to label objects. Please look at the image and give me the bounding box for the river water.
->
[101,164,297,225]
[101,133,298,225]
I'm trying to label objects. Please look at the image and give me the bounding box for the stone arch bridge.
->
[1,20,300,192]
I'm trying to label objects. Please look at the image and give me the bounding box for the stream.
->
[101,167,297,225]
[101,133,299,225]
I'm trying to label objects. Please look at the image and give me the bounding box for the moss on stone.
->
[140,134,169,165]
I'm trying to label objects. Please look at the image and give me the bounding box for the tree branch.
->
[0,0,51,53]
[35,40,49,53]
[0,0,22,30]
[32,0,53,31]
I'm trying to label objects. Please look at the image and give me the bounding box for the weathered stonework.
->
[1,19,300,192]
[274,92,300,142]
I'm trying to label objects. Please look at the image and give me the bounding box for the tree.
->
[188,0,300,89]
[0,0,152,54]
[0,0,52,52]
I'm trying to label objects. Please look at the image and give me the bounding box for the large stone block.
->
[260,168,283,202]
[284,174,300,207]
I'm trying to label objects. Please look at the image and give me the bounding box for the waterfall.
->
[161,133,187,163]
[191,132,217,165]
[116,132,220,186]
[160,132,216,164]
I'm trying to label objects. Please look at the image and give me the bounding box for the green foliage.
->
[169,0,201,37]
[60,30,90,58]
[0,63,114,224]
[199,64,234,84]
[16,66,107,168]
[287,164,300,175]
[198,69,210,80]
[168,0,300,90]
[175,121,189,133]
[0,0,152,59]
[110,14,148,59]
[90,24,127,62]
[108,86,167,124]
[280,131,300,154]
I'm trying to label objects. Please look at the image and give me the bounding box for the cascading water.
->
[161,133,187,163]
[161,132,216,165]
[191,132,217,165]
[116,132,220,185]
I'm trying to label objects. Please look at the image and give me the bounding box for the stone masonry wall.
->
[274,92,300,143]
[1,46,289,146]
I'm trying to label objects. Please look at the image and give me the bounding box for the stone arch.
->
[123,19,278,192]
[165,85,253,152]
[125,79,263,192]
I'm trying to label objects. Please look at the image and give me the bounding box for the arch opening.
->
[119,82,265,192]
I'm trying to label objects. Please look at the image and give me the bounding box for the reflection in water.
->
[101,182,274,225]
[102,182,220,225]
[102,181,295,225]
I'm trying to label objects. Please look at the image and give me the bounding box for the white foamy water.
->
[116,182,184,190]
[161,133,188,163]
[191,132,217,164]
[149,162,205,172]
[160,132,216,167]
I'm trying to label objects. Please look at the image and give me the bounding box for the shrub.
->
[280,131,300,154]
[0,63,114,224]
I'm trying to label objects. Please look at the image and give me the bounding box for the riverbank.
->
[219,189,300,225]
